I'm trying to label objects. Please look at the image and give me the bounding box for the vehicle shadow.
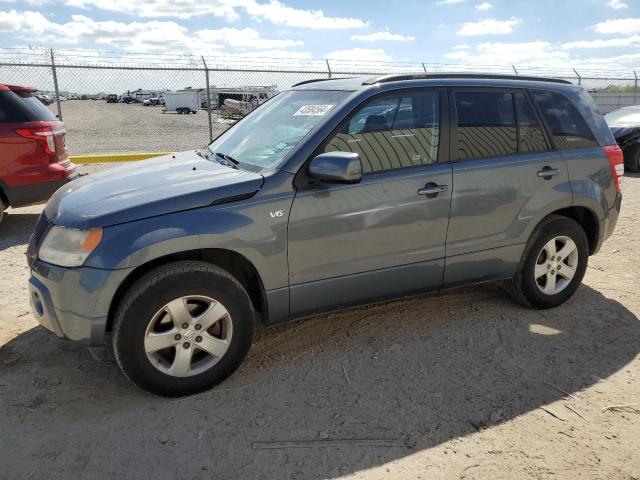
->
[1,283,638,479]
[0,211,39,251]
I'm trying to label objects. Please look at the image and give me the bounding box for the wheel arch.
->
[106,248,268,333]
[543,206,600,255]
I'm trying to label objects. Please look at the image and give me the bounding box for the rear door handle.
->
[537,166,561,178]
[417,183,448,198]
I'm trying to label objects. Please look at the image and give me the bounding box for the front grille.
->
[27,213,52,265]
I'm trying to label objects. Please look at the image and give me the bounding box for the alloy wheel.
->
[143,295,233,377]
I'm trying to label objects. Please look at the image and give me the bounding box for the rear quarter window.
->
[531,91,598,149]
[15,91,57,121]
[0,90,57,122]
[0,91,30,122]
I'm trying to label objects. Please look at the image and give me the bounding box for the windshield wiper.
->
[215,152,240,167]
[216,152,239,164]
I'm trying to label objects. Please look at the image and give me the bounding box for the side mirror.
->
[308,152,362,184]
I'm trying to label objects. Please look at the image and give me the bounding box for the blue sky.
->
[0,0,639,69]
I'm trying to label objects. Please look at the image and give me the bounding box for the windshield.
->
[605,106,640,126]
[207,90,349,169]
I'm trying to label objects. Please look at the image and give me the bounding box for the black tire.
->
[624,144,640,172]
[112,261,254,396]
[504,215,589,309]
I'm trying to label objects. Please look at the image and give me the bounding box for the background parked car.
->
[106,94,119,103]
[143,97,162,106]
[0,84,77,225]
[35,93,53,105]
[605,105,640,171]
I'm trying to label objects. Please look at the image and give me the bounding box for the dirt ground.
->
[49,101,231,155]
[0,164,639,480]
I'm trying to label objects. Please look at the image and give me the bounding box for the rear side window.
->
[0,90,56,122]
[514,93,549,153]
[14,91,57,121]
[455,91,517,160]
[531,91,598,149]
[323,90,440,173]
[0,91,29,122]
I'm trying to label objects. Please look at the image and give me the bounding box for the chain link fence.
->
[1,47,638,155]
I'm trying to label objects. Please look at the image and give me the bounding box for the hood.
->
[45,150,264,229]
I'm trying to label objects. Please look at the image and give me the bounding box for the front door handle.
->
[537,166,561,179]
[417,183,448,198]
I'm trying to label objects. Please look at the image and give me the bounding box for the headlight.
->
[38,226,103,267]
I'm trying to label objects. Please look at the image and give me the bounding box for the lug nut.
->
[196,335,202,342]
[195,324,202,331]
[174,333,182,341]
[557,265,562,270]
[182,323,189,329]
[547,264,551,269]
[551,270,555,275]
[183,342,190,349]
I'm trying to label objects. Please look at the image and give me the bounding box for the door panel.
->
[288,163,452,317]
[289,164,452,283]
[446,151,570,258]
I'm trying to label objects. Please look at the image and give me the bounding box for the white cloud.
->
[64,0,241,20]
[0,10,306,52]
[61,0,369,29]
[593,17,640,34]
[475,2,492,10]
[195,27,302,49]
[607,0,628,9]
[452,43,471,50]
[444,41,569,64]
[436,0,466,4]
[457,18,521,36]
[244,1,368,29]
[562,35,640,49]
[443,40,640,70]
[350,31,415,42]
[325,48,392,62]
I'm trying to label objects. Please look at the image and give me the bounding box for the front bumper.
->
[28,260,132,346]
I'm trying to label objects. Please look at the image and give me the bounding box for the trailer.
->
[163,91,200,114]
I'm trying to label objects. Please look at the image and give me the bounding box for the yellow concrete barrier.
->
[69,152,172,164]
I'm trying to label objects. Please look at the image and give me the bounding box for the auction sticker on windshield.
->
[293,104,334,116]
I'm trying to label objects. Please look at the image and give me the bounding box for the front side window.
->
[207,89,349,169]
[323,91,440,173]
[455,91,517,160]
[531,91,598,149]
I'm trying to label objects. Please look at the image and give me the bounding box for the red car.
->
[0,84,77,224]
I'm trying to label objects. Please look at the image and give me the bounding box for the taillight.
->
[603,145,624,193]
[15,126,56,155]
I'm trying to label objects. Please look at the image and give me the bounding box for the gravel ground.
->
[50,101,232,155]
[0,164,639,480]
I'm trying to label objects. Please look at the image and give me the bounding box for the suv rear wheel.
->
[505,215,589,309]
[112,260,254,396]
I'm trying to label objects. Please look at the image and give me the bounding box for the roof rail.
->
[291,77,354,88]
[362,73,573,86]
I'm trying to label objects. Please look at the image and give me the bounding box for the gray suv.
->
[27,74,624,396]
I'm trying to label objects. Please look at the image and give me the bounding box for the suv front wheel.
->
[112,261,254,396]
[505,215,589,309]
